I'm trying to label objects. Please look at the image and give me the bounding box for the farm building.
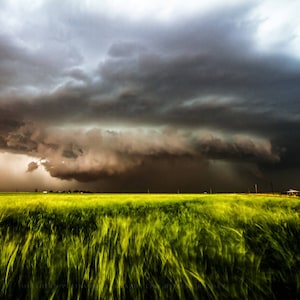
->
[285,189,300,196]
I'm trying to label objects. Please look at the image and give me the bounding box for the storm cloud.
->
[0,0,300,192]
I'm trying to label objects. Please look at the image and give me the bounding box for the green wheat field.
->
[0,193,300,299]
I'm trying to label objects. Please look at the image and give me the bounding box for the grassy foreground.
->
[0,193,300,299]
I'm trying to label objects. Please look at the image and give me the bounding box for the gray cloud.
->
[0,1,300,191]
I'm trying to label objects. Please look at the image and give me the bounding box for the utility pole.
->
[254,184,258,194]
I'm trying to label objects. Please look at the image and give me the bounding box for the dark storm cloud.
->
[3,3,299,125]
[0,1,300,191]
[0,122,279,185]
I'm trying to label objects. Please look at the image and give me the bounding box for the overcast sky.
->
[0,0,300,192]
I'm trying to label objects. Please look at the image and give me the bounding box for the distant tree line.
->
[35,189,92,194]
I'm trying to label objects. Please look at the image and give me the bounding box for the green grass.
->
[0,193,300,299]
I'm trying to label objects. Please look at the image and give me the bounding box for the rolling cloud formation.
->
[0,0,300,192]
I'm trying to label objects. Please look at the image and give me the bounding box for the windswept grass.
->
[0,193,300,299]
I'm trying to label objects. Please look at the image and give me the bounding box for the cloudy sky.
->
[0,0,300,192]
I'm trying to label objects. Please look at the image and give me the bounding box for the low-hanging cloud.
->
[27,161,39,172]
[1,120,279,185]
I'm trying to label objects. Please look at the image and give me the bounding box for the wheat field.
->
[0,193,300,299]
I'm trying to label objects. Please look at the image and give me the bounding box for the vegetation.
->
[0,193,300,299]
